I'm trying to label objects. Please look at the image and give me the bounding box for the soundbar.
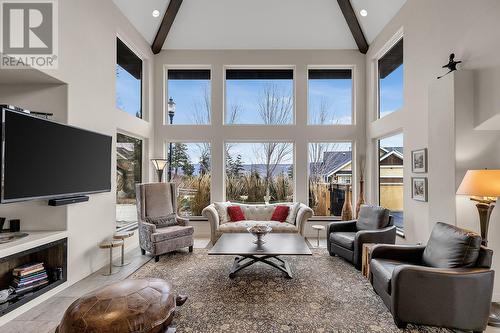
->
[48,195,89,206]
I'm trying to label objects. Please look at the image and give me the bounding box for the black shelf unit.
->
[0,237,67,317]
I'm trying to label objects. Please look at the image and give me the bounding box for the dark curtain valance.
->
[168,69,211,80]
[309,69,352,80]
[117,38,142,80]
[378,38,403,79]
[226,69,293,80]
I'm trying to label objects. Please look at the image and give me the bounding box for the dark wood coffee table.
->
[208,233,312,278]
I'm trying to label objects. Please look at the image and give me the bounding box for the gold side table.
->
[361,243,377,279]
[99,239,123,276]
[113,231,134,267]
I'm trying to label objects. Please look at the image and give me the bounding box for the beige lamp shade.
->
[456,170,500,197]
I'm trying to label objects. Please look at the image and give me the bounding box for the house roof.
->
[313,147,403,178]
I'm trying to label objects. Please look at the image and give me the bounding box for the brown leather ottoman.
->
[56,278,187,333]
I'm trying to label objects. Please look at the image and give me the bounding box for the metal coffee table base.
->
[229,255,292,279]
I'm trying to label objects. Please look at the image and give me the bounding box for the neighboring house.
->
[312,148,404,213]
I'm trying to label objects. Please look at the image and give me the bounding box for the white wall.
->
[0,0,154,287]
[365,0,500,298]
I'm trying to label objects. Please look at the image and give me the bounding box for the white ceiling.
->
[113,0,406,50]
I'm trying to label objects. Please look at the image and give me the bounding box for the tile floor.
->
[1,237,498,333]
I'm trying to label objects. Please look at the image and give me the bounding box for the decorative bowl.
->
[247,224,272,244]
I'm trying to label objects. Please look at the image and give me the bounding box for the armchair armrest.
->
[202,204,220,244]
[353,226,396,268]
[176,216,189,226]
[296,204,313,235]
[326,220,357,251]
[371,244,425,264]
[138,221,157,253]
[391,265,494,331]
[327,220,357,234]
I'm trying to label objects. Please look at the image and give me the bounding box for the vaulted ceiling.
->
[113,0,406,51]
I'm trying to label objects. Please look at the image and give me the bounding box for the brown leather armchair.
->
[370,222,494,332]
[327,205,396,269]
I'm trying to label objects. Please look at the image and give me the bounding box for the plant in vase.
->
[341,185,353,220]
[355,157,366,218]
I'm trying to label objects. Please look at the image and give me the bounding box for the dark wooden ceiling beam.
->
[337,0,369,54]
[151,0,183,54]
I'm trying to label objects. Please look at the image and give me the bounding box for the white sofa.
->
[202,202,313,245]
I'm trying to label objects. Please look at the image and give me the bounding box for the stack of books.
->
[11,263,49,295]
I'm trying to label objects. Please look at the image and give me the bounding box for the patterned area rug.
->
[130,248,451,333]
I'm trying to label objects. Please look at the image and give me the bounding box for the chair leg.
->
[155,255,160,262]
[188,246,193,253]
[141,248,146,255]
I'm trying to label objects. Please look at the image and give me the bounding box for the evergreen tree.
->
[171,143,190,176]
[231,154,244,177]
[199,151,210,176]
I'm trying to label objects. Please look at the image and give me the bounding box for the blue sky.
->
[379,64,404,118]
[117,66,403,123]
[116,65,141,117]
[167,80,211,124]
[308,79,351,124]
[380,132,403,149]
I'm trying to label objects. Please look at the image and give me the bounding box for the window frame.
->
[376,132,405,237]
[374,29,404,121]
[116,36,145,120]
[165,140,213,217]
[306,65,355,126]
[223,140,296,202]
[223,65,297,126]
[164,65,213,126]
[307,140,354,219]
[116,131,145,231]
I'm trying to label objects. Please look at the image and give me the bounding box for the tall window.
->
[116,38,142,118]
[378,133,404,230]
[378,38,403,119]
[116,133,142,228]
[225,69,294,124]
[225,142,294,203]
[309,142,352,216]
[308,69,352,124]
[166,69,211,124]
[167,142,211,217]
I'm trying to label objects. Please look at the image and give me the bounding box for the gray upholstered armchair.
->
[370,222,494,332]
[136,182,194,262]
[327,204,396,269]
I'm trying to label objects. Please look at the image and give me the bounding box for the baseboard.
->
[493,292,500,302]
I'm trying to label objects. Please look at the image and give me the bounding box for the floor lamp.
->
[151,159,168,183]
[456,169,500,327]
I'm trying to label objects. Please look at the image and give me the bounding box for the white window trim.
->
[222,65,297,126]
[116,33,148,122]
[164,65,213,126]
[373,27,404,121]
[306,65,356,126]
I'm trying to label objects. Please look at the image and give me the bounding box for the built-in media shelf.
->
[0,236,67,317]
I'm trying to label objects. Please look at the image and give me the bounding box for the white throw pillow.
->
[285,202,301,225]
[213,202,231,224]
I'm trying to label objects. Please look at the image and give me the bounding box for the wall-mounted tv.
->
[1,107,112,203]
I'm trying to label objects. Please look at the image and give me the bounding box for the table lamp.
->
[151,159,168,183]
[456,169,500,246]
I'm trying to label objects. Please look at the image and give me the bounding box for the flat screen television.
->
[1,107,112,203]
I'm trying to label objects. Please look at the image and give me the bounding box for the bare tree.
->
[258,83,293,125]
[255,84,294,190]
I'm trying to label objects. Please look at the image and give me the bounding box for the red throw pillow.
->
[271,205,290,222]
[227,206,246,222]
